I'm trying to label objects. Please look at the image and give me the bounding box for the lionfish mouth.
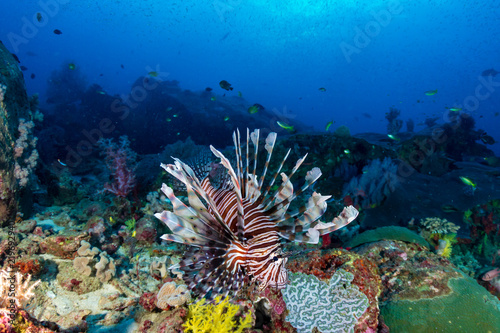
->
[154,129,358,298]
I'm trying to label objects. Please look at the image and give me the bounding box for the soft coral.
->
[99,136,137,197]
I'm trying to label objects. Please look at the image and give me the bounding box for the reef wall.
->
[0,41,38,226]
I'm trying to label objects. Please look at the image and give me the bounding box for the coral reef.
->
[45,62,87,106]
[449,250,482,277]
[463,199,500,257]
[345,226,430,249]
[385,107,403,135]
[1,47,498,333]
[347,239,500,331]
[382,271,500,332]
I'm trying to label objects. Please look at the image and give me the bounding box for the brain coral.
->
[282,269,369,333]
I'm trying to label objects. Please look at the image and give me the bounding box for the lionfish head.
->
[155,129,358,298]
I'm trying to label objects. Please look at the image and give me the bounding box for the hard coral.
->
[287,249,381,333]
[420,217,460,235]
[283,269,369,333]
[135,216,158,244]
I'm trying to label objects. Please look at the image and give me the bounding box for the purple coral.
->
[99,136,137,198]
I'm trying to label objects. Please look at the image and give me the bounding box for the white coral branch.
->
[0,270,40,309]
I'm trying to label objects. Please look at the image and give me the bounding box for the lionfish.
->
[154,129,358,297]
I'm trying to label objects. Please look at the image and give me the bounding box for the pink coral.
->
[263,288,286,316]
[135,217,157,244]
[0,310,14,333]
[139,292,158,312]
[99,136,137,197]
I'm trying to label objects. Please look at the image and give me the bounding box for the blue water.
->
[1,0,498,154]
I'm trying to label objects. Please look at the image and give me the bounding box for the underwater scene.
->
[1,0,500,332]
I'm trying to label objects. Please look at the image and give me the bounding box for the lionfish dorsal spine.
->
[250,129,260,182]
[241,129,261,203]
[260,147,291,202]
[245,128,251,197]
[210,144,247,241]
[233,129,244,189]
[257,131,276,193]
[263,153,307,212]
[249,129,259,198]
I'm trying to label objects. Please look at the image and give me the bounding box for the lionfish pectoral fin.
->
[312,205,360,235]
[280,205,359,244]
[304,228,321,244]
[160,234,186,245]
[161,162,237,241]
[294,192,330,225]
[155,211,228,247]
[168,262,180,270]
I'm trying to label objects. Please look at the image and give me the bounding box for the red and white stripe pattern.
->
[155,129,359,297]
[202,178,287,289]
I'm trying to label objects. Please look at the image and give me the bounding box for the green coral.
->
[345,226,430,249]
[450,251,481,277]
[124,217,136,231]
[381,272,500,332]
[183,296,252,333]
[282,269,369,333]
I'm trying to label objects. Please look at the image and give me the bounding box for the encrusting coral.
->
[156,281,191,309]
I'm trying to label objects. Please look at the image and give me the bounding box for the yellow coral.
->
[183,296,253,333]
[436,233,457,258]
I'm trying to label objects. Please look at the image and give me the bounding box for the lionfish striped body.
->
[155,129,358,297]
